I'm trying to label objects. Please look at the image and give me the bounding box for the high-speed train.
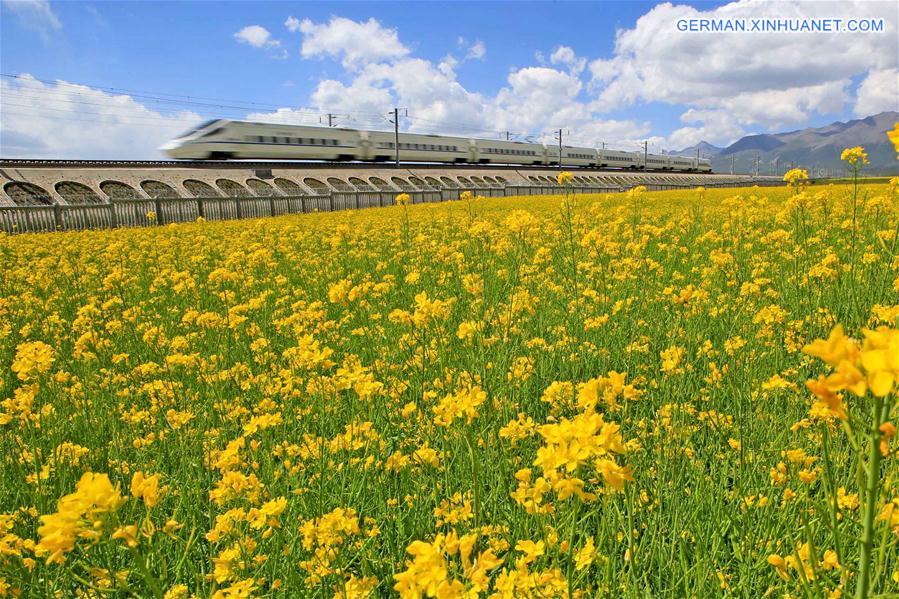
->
[160,119,712,172]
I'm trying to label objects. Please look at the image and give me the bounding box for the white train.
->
[160,119,712,172]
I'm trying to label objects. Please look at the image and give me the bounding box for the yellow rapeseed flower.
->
[840,146,869,167]
[783,168,809,188]
[888,122,899,157]
[11,340,55,381]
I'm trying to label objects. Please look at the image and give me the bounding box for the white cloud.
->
[587,0,896,143]
[466,40,486,61]
[234,25,279,48]
[284,15,301,32]
[550,46,586,75]
[2,0,61,35]
[0,74,202,159]
[243,17,651,147]
[854,68,899,116]
[438,54,459,76]
[244,107,328,127]
[667,108,746,150]
[292,16,409,70]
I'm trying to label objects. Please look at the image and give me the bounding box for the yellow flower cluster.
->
[11,341,54,381]
[840,145,869,166]
[782,167,809,188]
[804,324,899,404]
[556,171,574,187]
[35,473,125,564]
[393,530,503,597]
[889,122,899,157]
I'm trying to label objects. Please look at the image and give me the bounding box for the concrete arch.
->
[273,178,303,195]
[391,176,414,189]
[55,181,102,205]
[368,177,391,191]
[303,177,329,194]
[141,180,178,199]
[327,177,354,191]
[216,178,252,197]
[348,177,373,190]
[4,181,53,206]
[439,176,458,188]
[183,179,219,198]
[246,178,276,196]
[100,180,141,200]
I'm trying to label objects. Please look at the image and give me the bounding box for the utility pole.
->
[754,153,760,177]
[730,154,735,175]
[389,108,406,169]
[558,129,563,168]
[505,131,511,141]
[394,108,400,168]
[644,141,648,170]
[328,113,335,127]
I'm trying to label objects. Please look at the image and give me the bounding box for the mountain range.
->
[672,111,898,176]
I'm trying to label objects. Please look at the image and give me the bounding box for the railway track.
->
[0,158,718,175]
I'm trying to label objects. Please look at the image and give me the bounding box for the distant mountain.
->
[710,112,898,176]
[671,141,723,158]
[721,134,784,155]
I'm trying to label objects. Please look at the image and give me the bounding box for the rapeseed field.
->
[1,169,898,597]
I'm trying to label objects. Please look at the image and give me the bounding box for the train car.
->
[472,139,544,165]
[644,154,670,170]
[696,158,712,173]
[560,146,598,167]
[161,120,363,160]
[669,155,696,171]
[598,149,640,169]
[540,145,596,166]
[365,130,473,163]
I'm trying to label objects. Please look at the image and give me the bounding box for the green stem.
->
[130,545,164,599]
[464,429,481,528]
[855,396,884,599]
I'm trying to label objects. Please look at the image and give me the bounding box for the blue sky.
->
[1,0,896,158]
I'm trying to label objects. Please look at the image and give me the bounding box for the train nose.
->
[159,141,186,159]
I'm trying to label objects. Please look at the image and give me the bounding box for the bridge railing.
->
[0,179,784,234]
